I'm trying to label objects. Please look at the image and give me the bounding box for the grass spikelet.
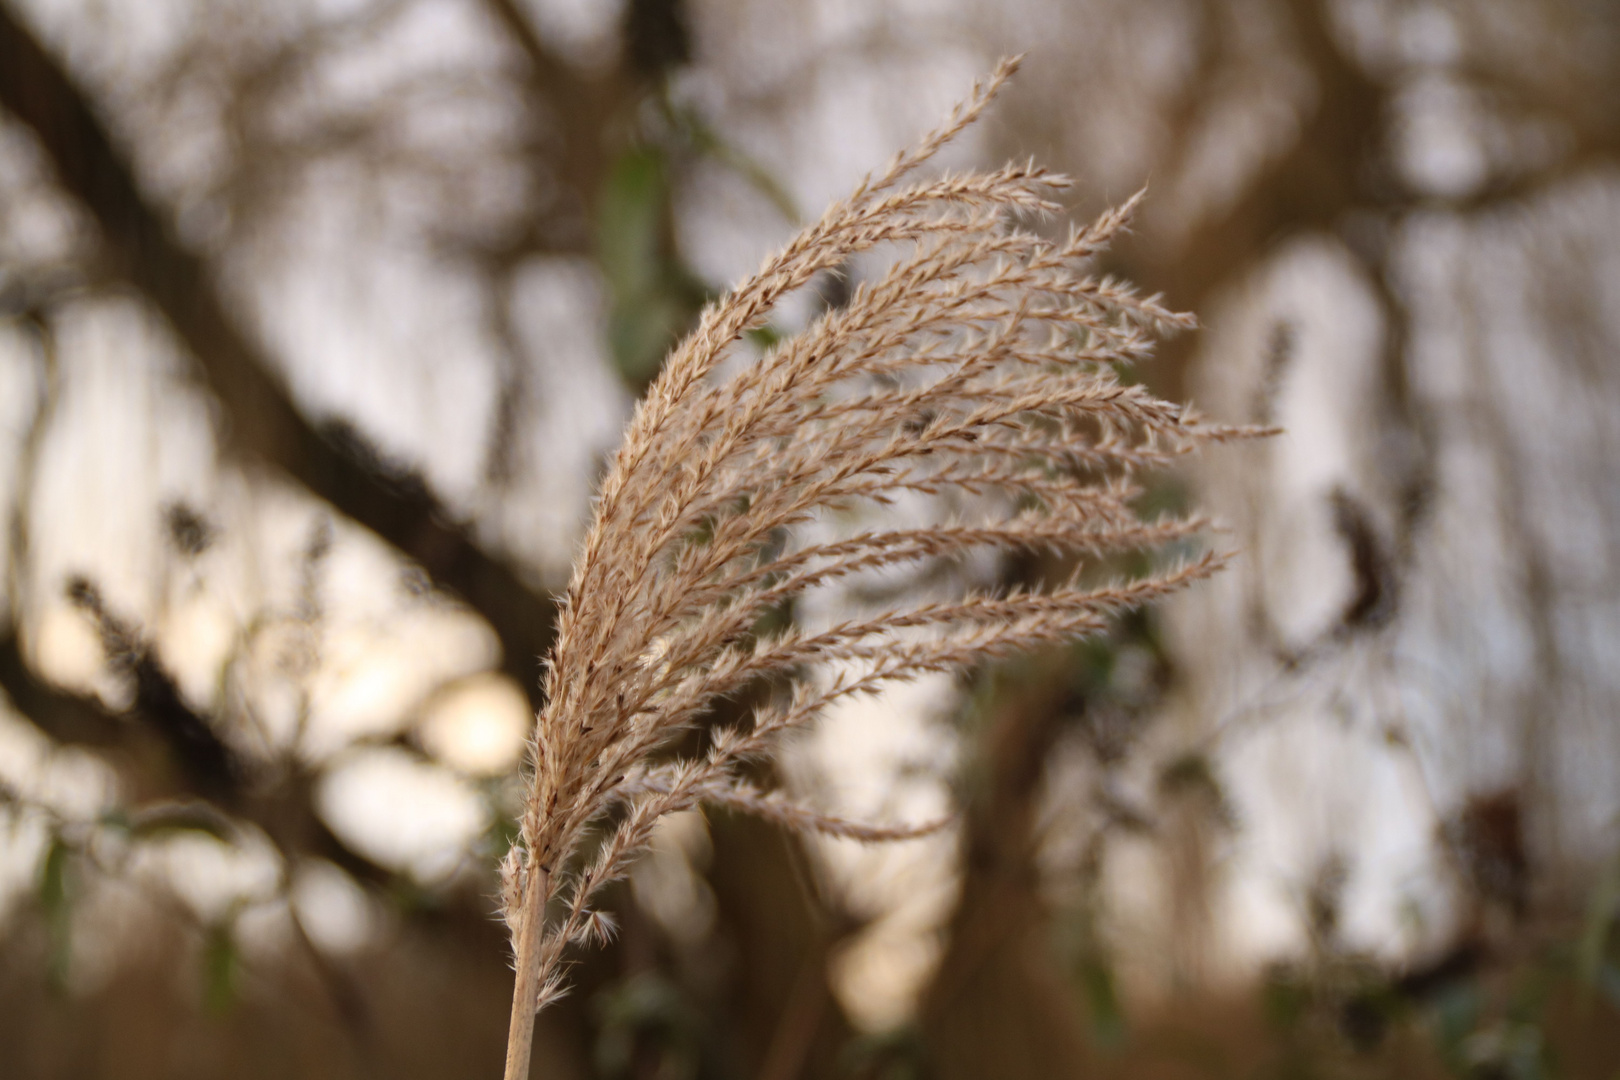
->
[500,56,1261,1079]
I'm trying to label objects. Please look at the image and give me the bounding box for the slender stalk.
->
[502,865,550,1080]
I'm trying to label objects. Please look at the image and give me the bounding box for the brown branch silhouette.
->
[0,1,558,706]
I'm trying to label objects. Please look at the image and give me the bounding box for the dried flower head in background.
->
[500,57,1259,1079]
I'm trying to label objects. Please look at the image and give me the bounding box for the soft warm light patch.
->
[292,858,380,956]
[417,672,532,777]
[315,747,489,883]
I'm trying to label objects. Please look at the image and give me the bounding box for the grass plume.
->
[500,56,1258,1078]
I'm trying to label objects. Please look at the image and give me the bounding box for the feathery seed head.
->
[502,56,1264,1021]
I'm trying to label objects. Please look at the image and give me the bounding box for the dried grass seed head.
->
[502,55,1260,1014]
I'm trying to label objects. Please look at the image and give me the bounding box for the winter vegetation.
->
[496,59,1257,1077]
[0,2,1616,1079]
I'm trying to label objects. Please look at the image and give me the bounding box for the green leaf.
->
[598,146,668,304]
[1078,953,1128,1047]
[1429,982,1482,1068]
[1575,854,1619,990]
[609,291,687,388]
[38,834,72,990]
[597,145,705,387]
[745,324,784,351]
[202,919,239,1015]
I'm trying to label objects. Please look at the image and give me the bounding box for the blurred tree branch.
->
[0,630,397,890]
[920,668,1091,1080]
[480,0,626,251]
[0,1,558,707]
[1149,0,1390,318]
[706,809,857,1080]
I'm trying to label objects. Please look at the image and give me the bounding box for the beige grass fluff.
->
[500,57,1259,1079]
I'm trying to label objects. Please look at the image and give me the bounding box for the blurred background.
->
[0,0,1617,1077]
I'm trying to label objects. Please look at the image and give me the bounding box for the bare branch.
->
[0,2,559,705]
